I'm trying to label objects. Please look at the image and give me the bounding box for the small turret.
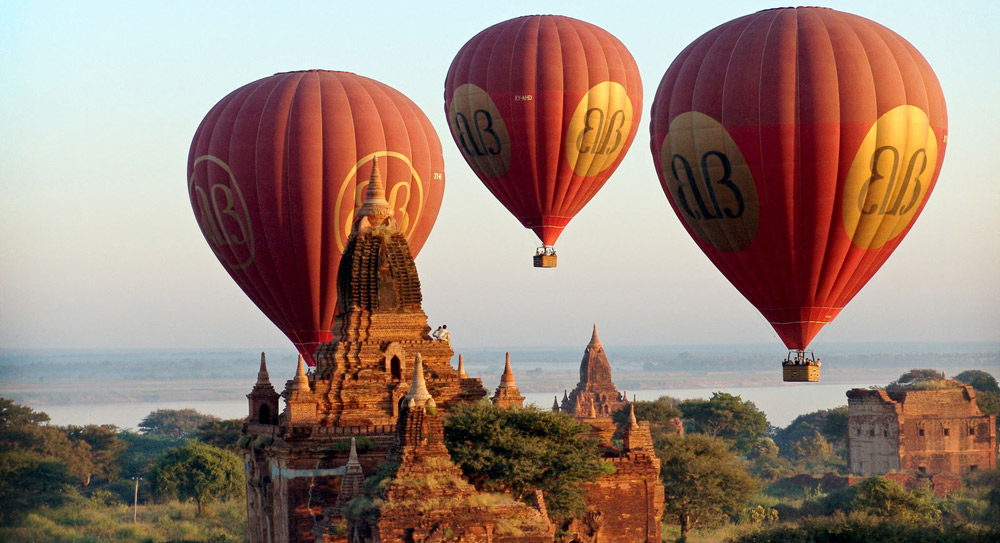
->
[491,352,525,409]
[247,352,280,425]
[336,437,365,507]
[352,157,396,232]
[457,353,468,378]
[405,353,435,409]
[292,354,311,392]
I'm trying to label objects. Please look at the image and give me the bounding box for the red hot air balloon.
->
[188,70,445,365]
[445,15,642,267]
[649,7,947,379]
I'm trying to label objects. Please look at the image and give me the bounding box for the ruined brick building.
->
[242,160,663,543]
[847,384,997,477]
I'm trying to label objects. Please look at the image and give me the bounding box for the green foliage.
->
[138,409,219,439]
[610,396,682,442]
[148,441,244,517]
[731,514,1000,543]
[678,392,769,454]
[0,397,51,427]
[66,424,126,483]
[656,433,759,539]
[772,406,848,458]
[117,430,182,480]
[848,477,940,522]
[954,370,1000,394]
[787,432,833,462]
[193,419,244,452]
[0,450,77,526]
[442,402,613,522]
[333,436,375,455]
[0,498,247,542]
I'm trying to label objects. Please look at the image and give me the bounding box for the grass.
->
[0,498,246,543]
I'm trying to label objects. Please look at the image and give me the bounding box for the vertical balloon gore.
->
[188,70,445,365]
[649,7,947,351]
[445,15,643,260]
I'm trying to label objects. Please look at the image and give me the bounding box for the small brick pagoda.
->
[490,353,525,409]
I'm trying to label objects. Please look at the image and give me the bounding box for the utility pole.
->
[132,476,143,523]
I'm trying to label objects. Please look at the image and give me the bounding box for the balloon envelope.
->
[649,7,947,349]
[188,70,444,364]
[445,15,642,248]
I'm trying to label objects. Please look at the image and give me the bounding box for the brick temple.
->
[847,384,997,477]
[241,159,663,543]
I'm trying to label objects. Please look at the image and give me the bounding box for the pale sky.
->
[1,0,997,356]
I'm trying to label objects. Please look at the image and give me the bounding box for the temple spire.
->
[353,156,395,232]
[405,353,435,408]
[552,396,560,412]
[491,352,524,409]
[347,436,360,465]
[255,352,272,386]
[589,323,602,350]
[457,353,468,378]
[292,354,310,392]
[628,402,639,427]
[500,352,516,387]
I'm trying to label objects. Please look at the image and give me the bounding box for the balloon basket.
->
[533,254,557,268]
[783,364,820,382]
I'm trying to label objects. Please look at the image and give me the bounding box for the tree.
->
[0,398,50,427]
[442,402,614,521]
[773,406,848,457]
[148,441,244,516]
[0,450,77,525]
[138,409,218,439]
[955,370,1000,394]
[611,396,683,442]
[0,399,88,524]
[886,368,948,391]
[848,476,940,522]
[678,392,769,454]
[657,434,759,542]
[788,431,833,462]
[194,418,245,452]
[895,368,945,384]
[66,424,126,483]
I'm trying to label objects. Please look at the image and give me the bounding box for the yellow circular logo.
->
[565,81,634,177]
[659,111,758,252]
[448,83,511,179]
[842,105,938,249]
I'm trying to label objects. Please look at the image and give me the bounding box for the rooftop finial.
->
[628,402,639,427]
[500,352,516,387]
[292,354,310,392]
[256,352,271,386]
[347,437,360,465]
[405,353,435,408]
[589,324,602,350]
[457,353,468,378]
[354,156,395,231]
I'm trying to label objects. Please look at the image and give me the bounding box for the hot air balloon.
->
[445,15,642,267]
[187,70,445,365]
[649,7,947,381]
